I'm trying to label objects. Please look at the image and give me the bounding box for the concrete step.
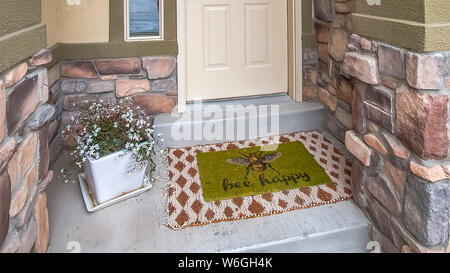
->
[155,95,326,148]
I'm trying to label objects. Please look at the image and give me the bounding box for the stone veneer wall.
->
[0,53,178,253]
[0,49,55,253]
[302,47,319,100]
[49,56,178,150]
[312,0,450,253]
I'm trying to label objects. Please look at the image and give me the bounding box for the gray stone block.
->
[404,176,449,246]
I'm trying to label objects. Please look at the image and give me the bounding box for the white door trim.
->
[176,0,301,113]
[295,0,303,102]
[176,0,187,113]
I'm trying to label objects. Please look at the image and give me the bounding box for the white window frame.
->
[124,0,164,41]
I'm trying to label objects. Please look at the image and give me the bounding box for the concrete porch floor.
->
[45,96,370,253]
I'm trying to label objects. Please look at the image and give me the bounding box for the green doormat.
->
[197,141,332,202]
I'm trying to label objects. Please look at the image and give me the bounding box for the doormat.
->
[197,141,331,202]
[166,131,353,229]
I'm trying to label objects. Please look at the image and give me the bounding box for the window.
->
[125,0,163,41]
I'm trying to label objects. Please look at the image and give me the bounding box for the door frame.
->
[176,0,302,113]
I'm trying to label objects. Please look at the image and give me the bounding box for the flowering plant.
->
[63,98,162,176]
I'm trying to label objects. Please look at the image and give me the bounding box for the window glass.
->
[129,0,160,38]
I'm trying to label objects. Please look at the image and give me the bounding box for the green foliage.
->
[63,98,162,177]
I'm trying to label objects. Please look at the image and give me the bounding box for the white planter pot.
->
[83,151,147,204]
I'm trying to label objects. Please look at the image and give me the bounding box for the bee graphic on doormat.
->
[227,151,282,179]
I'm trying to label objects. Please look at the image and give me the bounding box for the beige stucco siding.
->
[0,0,46,72]
[42,0,109,47]
[353,0,450,52]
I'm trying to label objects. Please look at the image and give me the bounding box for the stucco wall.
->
[42,0,109,47]
[0,0,46,72]
[352,0,450,52]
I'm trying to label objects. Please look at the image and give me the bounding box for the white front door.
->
[186,0,288,101]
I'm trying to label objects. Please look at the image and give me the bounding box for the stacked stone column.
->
[312,0,449,253]
[0,49,55,253]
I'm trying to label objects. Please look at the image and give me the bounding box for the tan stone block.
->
[364,133,388,156]
[345,130,372,166]
[319,87,337,111]
[166,91,178,97]
[396,84,448,160]
[303,86,318,100]
[26,165,37,186]
[406,52,443,90]
[0,137,17,173]
[7,152,20,191]
[2,62,28,88]
[343,52,379,85]
[60,61,98,79]
[328,28,348,62]
[18,133,38,175]
[100,75,118,81]
[381,132,410,160]
[9,180,29,217]
[410,161,450,183]
[115,80,150,98]
[131,93,177,115]
[142,56,177,80]
[95,58,141,75]
[0,80,5,142]
[33,193,49,253]
[7,133,38,191]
